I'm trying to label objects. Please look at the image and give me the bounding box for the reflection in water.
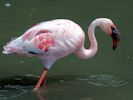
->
[36,86,47,100]
[0,74,128,100]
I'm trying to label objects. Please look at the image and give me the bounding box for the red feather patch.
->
[33,32,54,52]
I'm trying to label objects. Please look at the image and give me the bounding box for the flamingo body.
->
[3,19,86,69]
[2,18,120,91]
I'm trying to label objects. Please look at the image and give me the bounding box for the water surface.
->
[0,0,133,100]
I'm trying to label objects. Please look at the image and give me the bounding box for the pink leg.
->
[33,68,48,91]
[43,75,47,85]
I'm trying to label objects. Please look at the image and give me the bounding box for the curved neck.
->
[88,21,98,52]
[76,19,100,59]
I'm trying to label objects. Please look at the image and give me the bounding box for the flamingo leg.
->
[43,75,47,85]
[33,68,48,91]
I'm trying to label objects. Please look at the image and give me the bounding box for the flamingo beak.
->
[111,27,120,50]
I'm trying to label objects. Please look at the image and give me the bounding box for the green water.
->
[0,0,133,100]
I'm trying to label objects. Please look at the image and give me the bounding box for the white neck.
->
[76,19,102,59]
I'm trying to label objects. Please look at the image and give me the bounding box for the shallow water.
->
[0,0,133,100]
[0,74,129,100]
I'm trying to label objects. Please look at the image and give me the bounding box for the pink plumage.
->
[2,18,120,91]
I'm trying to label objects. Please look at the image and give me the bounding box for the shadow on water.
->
[0,75,38,100]
[0,74,128,100]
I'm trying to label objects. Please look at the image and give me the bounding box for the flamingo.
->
[2,18,120,91]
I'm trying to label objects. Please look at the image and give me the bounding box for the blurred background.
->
[0,0,133,100]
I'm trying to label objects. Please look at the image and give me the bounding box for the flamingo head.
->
[98,18,121,50]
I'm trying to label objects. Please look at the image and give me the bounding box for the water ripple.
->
[0,74,128,99]
[0,85,32,100]
[77,74,128,87]
[0,75,37,100]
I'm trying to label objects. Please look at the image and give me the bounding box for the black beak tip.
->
[111,27,120,51]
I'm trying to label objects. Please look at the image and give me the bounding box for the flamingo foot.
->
[33,68,48,91]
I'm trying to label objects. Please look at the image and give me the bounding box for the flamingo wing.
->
[32,31,54,52]
[22,29,55,54]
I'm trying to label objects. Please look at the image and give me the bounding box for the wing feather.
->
[30,31,54,52]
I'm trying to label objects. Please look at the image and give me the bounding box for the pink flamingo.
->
[2,18,120,91]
